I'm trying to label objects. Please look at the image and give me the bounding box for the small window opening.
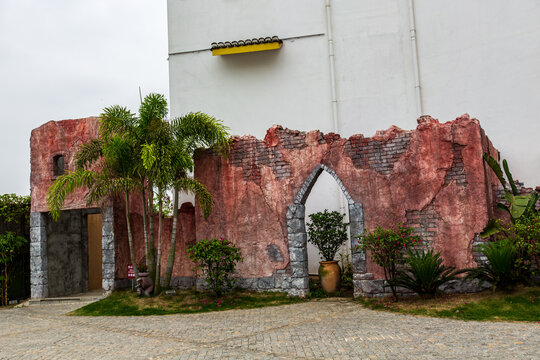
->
[53,155,65,176]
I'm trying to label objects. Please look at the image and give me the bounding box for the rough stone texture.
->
[46,210,88,297]
[113,194,197,281]
[101,207,115,291]
[195,115,503,296]
[30,115,508,297]
[266,244,284,262]
[30,118,102,213]
[3,300,539,359]
[30,212,48,298]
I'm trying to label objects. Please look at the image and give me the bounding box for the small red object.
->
[127,264,135,279]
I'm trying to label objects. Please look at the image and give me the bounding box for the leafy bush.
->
[339,253,353,289]
[466,238,518,291]
[357,224,421,300]
[0,194,30,305]
[307,210,349,261]
[0,194,30,225]
[393,249,464,297]
[187,238,243,296]
[0,232,28,305]
[508,212,540,280]
[477,212,539,283]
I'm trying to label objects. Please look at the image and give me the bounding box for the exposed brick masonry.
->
[405,203,440,247]
[444,143,468,186]
[229,137,292,183]
[345,133,412,175]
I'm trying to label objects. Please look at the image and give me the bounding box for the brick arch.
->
[285,164,365,297]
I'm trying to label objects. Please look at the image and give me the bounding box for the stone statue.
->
[136,272,154,296]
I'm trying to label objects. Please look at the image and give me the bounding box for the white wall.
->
[331,0,419,137]
[414,0,540,186]
[168,0,332,138]
[168,0,539,191]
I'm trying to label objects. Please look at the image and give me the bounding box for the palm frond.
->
[87,175,139,205]
[99,105,136,139]
[139,93,168,128]
[75,138,103,170]
[170,112,230,156]
[173,177,213,219]
[46,170,97,220]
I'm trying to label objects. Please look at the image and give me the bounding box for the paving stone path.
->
[0,298,538,359]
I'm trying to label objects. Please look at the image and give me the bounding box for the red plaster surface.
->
[113,193,197,278]
[30,118,100,213]
[30,115,504,283]
[195,115,501,279]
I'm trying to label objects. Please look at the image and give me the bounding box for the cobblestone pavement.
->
[0,298,538,359]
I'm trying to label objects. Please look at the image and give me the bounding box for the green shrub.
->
[466,238,518,291]
[0,232,28,305]
[187,238,243,296]
[393,249,464,297]
[357,224,421,300]
[339,253,353,289]
[307,210,349,261]
[508,212,540,280]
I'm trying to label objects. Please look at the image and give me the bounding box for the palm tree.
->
[47,105,141,278]
[140,109,230,293]
[162,112,230,288]
[48,92,230,294]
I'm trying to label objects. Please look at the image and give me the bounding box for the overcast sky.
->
[0,1,169,195]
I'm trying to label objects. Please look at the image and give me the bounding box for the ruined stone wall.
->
[113,194,197,289]
[30,118,101,213]
[194,115,500,295]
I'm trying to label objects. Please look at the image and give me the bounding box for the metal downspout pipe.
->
[408,0,423,117]
[325,0,339,134]
[325,0,346,214]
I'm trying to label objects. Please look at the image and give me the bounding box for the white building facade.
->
[168,0,540,271]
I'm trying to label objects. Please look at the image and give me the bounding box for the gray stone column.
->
[349,202,369,297]
[30,212,48,298]
[286,204,309,296]
[101,207,115,291]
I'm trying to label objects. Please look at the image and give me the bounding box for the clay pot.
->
[138,272,149,278]
[318,260,341,293]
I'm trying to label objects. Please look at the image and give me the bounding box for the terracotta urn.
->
[318,260,341,293]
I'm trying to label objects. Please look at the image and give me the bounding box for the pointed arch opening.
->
[285,164,365,297]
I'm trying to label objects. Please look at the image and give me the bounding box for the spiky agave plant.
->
[465,238,518,291]
[392,249,465,297]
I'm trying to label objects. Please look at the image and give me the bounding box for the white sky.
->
[0,1,169,195]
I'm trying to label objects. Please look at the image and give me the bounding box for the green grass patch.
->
[70,289,304,316]
[357,286,540,322]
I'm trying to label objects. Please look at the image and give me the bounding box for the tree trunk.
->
[124,191,138,278]
[154,190,163,294]
[163,187,179,288]
[3,261,7,306]
[141,179,149,269]
[147,183,156,280]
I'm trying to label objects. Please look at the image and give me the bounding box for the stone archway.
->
[285,164,365,296]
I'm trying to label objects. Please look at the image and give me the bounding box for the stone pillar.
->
[348,202,370,297]
[30,212,48,298]
[286,204,309,296]
[101,207,115,291]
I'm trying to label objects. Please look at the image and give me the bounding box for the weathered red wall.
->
[194,115,500,279]
[30,117,198,281]
[30,115,505,284]
[113,193,197,279]
[30,118,101,213]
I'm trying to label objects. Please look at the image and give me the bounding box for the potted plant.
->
[307,210,349,293]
